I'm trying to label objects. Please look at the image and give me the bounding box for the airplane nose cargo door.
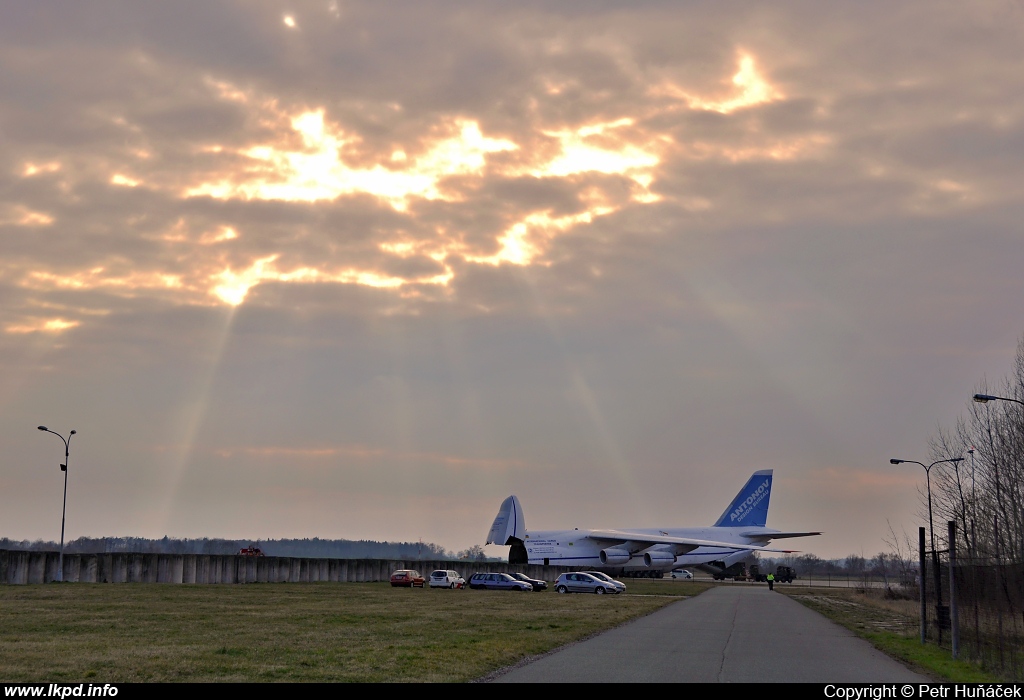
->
[487,495,529,564]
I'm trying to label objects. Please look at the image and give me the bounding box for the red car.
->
[390,569,425,588]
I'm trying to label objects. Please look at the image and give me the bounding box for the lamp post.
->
[973,393,1024,408]
[890,456,963,643]
[37,426,75,582]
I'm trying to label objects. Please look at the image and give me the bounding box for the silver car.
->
[581,571,626,592]
[554,572,621,594]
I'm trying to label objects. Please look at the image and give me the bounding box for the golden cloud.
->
[6,49,814,332]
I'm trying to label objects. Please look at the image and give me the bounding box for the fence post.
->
[948,520,959,659]
[920,526,927,644]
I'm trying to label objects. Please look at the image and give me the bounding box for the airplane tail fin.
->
[713,470,773,527]
[486,495,526,545]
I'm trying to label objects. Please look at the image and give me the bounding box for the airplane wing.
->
[739,530,822,540]
[586,529,796,554]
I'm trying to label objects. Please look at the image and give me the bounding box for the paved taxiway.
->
[491,585,929,683]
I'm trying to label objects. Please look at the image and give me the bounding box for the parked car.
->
[669,568,693,580]
[509,572,548,591]
[390,569,425,588]
[581,571,626,592]
[467,572,533,591]
[429,570,466,589]
[554,572,621,594]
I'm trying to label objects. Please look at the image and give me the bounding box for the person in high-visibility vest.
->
[766,572,775,591]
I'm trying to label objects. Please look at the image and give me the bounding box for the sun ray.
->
[153,306,239,533]
[514,268,647,518]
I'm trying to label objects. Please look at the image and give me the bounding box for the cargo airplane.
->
[485,470,820,575]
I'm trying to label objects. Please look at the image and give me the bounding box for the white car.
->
[669,568,693,580]
[428,569,466,589]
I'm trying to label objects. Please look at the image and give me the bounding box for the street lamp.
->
[37,425,75,582]
[890,456,963,643]
[973,393,1024,407]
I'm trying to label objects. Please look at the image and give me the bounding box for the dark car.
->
[390,569,425,588]
[468,572,533,591]
[509,572,547,591]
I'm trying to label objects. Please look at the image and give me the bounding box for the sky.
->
[2,1,1023,561]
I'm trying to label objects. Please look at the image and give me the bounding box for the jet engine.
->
[643,551,676,567]
[599,548,632,565]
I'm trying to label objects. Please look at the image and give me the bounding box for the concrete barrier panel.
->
[113,554,126,583]
[143,554,158,583]
[182,555,196,584]
[64,554,81,582]
[45,553,60,582]
[7,551,28,584]
[81,555,97,583]
[28,552,46,584]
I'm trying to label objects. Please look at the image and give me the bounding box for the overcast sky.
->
[2,1,1023,560]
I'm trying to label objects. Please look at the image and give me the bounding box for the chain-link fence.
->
[919,522,1024,680]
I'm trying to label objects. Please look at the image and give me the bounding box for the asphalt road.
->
[491,585,929,683]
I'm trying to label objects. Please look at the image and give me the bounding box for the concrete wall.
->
[0,549,572,585]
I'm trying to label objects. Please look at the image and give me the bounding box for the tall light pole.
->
[890,456,963,643]
[37,426,75,582]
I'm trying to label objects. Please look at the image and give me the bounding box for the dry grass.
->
[0,581,699,682]
[785,587,920,635]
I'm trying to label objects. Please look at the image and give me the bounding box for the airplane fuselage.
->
[523,526,775,571]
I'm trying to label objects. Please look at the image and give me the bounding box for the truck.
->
[712,562,749,581]
[774,565,796,583]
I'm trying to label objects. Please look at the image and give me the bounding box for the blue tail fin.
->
[713,470,773,527]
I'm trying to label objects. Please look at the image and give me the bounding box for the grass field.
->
[0,580,703,682]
